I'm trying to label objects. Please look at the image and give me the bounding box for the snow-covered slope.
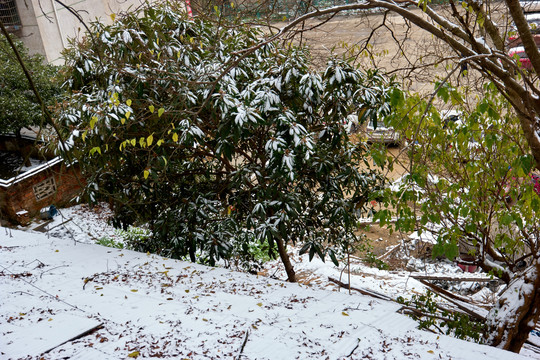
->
[0,228,528,359]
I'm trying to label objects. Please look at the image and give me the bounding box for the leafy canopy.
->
[377,81,539,281]
[59,5,400,269]
[0,35,60,134]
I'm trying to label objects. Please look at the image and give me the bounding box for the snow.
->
[0,157,62,188]
[0,208,533,359]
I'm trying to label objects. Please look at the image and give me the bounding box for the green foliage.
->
[59,4,399,269]
[363,250,389,270]
[378,80,540,279]
[0,34,60,134]
[96,236,124,249]
[116,226,152,251]
[398,290,487,342]
[230,235,277,273]
[96,226,151,250]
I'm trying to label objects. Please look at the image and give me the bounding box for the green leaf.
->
[500,214,513,226]
[149,105,155,113]
[308,245,316,261]
[329,250,339,266]
[158,108,165,117]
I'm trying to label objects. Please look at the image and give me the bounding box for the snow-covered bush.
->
[58,4,399,281]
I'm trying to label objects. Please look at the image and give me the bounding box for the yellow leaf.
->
[82,131,87,142]
[48,318,53,321]
[149,105,155,113]
[172,133,178,142]
[147,134,153,146]
[90,116,98,129]
[158,108,165,117]
[185,289,190,293]
[110,13,116,22]
[427,350,434,354]
[202,318,208,322]
[342,311,349,316]
[125,111,131,119]
[131,289,138,292]
[126,99,132,107]
[127,351,140,358]
[256,302,262,307]
[143,170,149,179]
[157,139,164,147]
[121,118,125,125]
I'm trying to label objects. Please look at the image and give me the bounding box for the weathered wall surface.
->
[0,161,83,224]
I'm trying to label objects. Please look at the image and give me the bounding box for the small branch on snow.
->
[417,279,488,319]
[347,338,361,357]
[40,265,69,279]
[328,277,391,301]
[236,329,249,360]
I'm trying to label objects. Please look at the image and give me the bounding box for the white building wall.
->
[17,0,149,64]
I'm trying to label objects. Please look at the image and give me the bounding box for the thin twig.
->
[236,329,249,360]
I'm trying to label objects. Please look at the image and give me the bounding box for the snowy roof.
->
[0,228,529,359]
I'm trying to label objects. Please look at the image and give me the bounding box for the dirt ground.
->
[273,7,461,93]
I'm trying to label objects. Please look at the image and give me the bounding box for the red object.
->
[457,263,477,273]
[508,47,533,70]
[185,0,193,18]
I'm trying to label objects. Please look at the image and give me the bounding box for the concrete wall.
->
[15,0,150,64]
[13,0,47,58]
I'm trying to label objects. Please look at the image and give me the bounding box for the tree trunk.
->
[275,236,296,282]
[486,259,540,352]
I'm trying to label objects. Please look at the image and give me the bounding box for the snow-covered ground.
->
[0,205,535,359]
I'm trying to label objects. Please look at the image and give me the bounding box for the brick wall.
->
[0,161,84,225]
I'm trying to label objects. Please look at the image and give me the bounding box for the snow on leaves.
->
[59,4,397,269]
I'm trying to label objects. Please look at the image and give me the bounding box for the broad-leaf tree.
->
[378,83,540,352]
[58,5,397,282]
[250,0,540,352]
